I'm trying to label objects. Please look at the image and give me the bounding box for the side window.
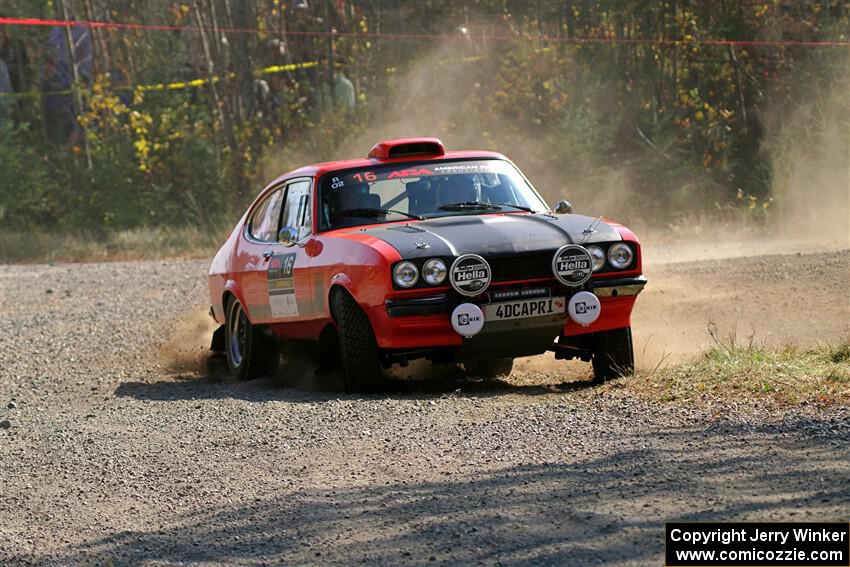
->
[281,180,312,239]
[249,188,285,242]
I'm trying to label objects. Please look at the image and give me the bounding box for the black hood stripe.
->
[354,213,621,259]
[427,228,459,256]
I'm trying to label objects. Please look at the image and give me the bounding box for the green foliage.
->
[622,326,850,406]
[0,122,66,228]
[0,0,847,247]
[830,343,850,364]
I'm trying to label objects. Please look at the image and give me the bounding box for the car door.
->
[236,185,286,323]
[266,179,314,323]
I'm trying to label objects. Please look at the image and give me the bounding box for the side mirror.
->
[278,226,299,246]
[553,200,572,214]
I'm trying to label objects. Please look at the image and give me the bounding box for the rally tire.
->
[464,359,514,380]
[224,296,280,382]
[332,290,382,394]
[591,327,634,383]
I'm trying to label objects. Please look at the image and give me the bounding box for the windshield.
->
[318,159,547,231]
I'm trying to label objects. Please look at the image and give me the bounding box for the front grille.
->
[487,252,555,282]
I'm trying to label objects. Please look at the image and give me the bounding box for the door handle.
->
[262,251,273,261]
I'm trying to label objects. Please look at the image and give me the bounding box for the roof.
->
[266,144,509,188]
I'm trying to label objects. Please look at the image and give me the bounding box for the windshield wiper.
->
[337,208,424,221]
[438,201,502,211]
[491,202,536,213]
[438,201,536,213]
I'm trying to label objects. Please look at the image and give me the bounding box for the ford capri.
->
[208,138,646,392]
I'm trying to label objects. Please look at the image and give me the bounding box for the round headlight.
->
[587,245,606,272]
[422,258,447,285]
[393,261,419,288]
[607,243,634,269]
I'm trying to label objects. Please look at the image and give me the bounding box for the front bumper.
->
[383,276,647,318]
[385,294,450,318]
[372,276,647,351]
[589,275,647,297]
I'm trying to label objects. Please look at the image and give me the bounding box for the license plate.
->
[484,296,566,321]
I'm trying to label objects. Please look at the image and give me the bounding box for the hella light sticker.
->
[450,254,491,297]
[552,245,593,287]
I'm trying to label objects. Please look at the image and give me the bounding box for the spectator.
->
[0,20,30,90]
[334,68,355,109]
[0,27,15,128]
[41,50,74,144]
[318,62,355,111]
[41,23,92,144]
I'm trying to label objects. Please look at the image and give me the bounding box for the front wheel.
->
[464,359,514,379]
[333,290,382,394]
[224,296,279,381]
[591,327,634,384]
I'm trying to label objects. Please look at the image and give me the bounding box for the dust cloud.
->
[159,306,222,378]
[248,33,849,384]
[158,305,328,387]
[272,33,847,257]
[765,68,850,247]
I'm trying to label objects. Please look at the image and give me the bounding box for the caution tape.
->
[0,60,321,98]
[140,61,320,92]
[0,55,482,98]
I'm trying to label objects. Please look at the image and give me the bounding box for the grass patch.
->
[829,342,850,363]
[0,226,230,264]
[625,332,850,406]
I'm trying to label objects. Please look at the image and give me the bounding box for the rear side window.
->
[248,189,285,242]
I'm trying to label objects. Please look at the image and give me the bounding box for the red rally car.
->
[208,138,646,392]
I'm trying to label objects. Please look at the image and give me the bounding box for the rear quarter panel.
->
[208,215,247,324]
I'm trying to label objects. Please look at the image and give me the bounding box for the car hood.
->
[355,213,622,259]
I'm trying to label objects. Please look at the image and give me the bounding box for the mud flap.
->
[210,324,226,352]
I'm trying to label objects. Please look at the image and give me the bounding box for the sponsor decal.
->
[433,163,496,173]
[451,303,485,337]
[268,253,299,318]
[567,291,600,326]
[552,244,593,286]
[490,287,549,301]
[449,254,491,296]
[387,168,434,179]
[349,168,434,183]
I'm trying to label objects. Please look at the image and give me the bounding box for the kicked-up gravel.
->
[0,250,848,566]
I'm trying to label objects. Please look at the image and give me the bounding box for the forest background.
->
[0,0,847,261]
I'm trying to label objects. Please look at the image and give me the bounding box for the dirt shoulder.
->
[0,250,848,565]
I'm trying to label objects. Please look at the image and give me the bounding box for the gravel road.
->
[1,248,848,566]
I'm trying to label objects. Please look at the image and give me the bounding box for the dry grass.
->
[0,226,230,264]
[622,329,850,407]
